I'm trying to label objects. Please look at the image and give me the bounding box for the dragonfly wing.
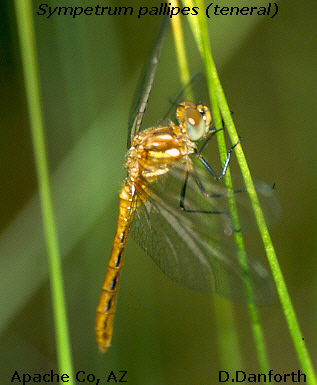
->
[127,17,169,149]
[158,73,211,126]
[130,163,275,304]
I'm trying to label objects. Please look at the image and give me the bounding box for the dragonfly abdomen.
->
[95,182,138,353]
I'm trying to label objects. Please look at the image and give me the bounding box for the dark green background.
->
[1,0,316,384]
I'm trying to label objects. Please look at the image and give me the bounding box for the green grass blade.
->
[170,6,192,92]
[170,2,243,370]
[191,1,316,383]
[14,0,74,378]
[192,1,271,373]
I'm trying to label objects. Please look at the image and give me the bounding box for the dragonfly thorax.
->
[126,125,196,183]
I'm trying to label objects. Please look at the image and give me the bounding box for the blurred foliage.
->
[0,0,316,384]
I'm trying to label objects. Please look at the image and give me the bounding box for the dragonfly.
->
[95,18,274,353]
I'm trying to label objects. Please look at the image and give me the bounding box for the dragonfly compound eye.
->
[185,107,209,142]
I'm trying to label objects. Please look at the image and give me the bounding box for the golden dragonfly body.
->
[95,101,212,353]
[95,18,273,354]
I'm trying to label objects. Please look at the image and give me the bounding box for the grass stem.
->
[14,0,74,378]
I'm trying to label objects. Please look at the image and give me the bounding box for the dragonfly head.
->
[176,101,212,142]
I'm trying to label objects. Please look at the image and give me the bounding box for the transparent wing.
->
[157,73,211,126]
[130,162,275,304]
[127,17,169,149]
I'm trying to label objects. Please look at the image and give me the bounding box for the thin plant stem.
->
[192,2,271,374]
[191,1,316,383]
[170,1,243,371]
[14,0,74,379]
[170,0,192,94]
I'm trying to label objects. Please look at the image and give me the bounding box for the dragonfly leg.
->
[196,127,223,156]
[180,134,246,232]
[180,168,237,231]
[196,136,242,181]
